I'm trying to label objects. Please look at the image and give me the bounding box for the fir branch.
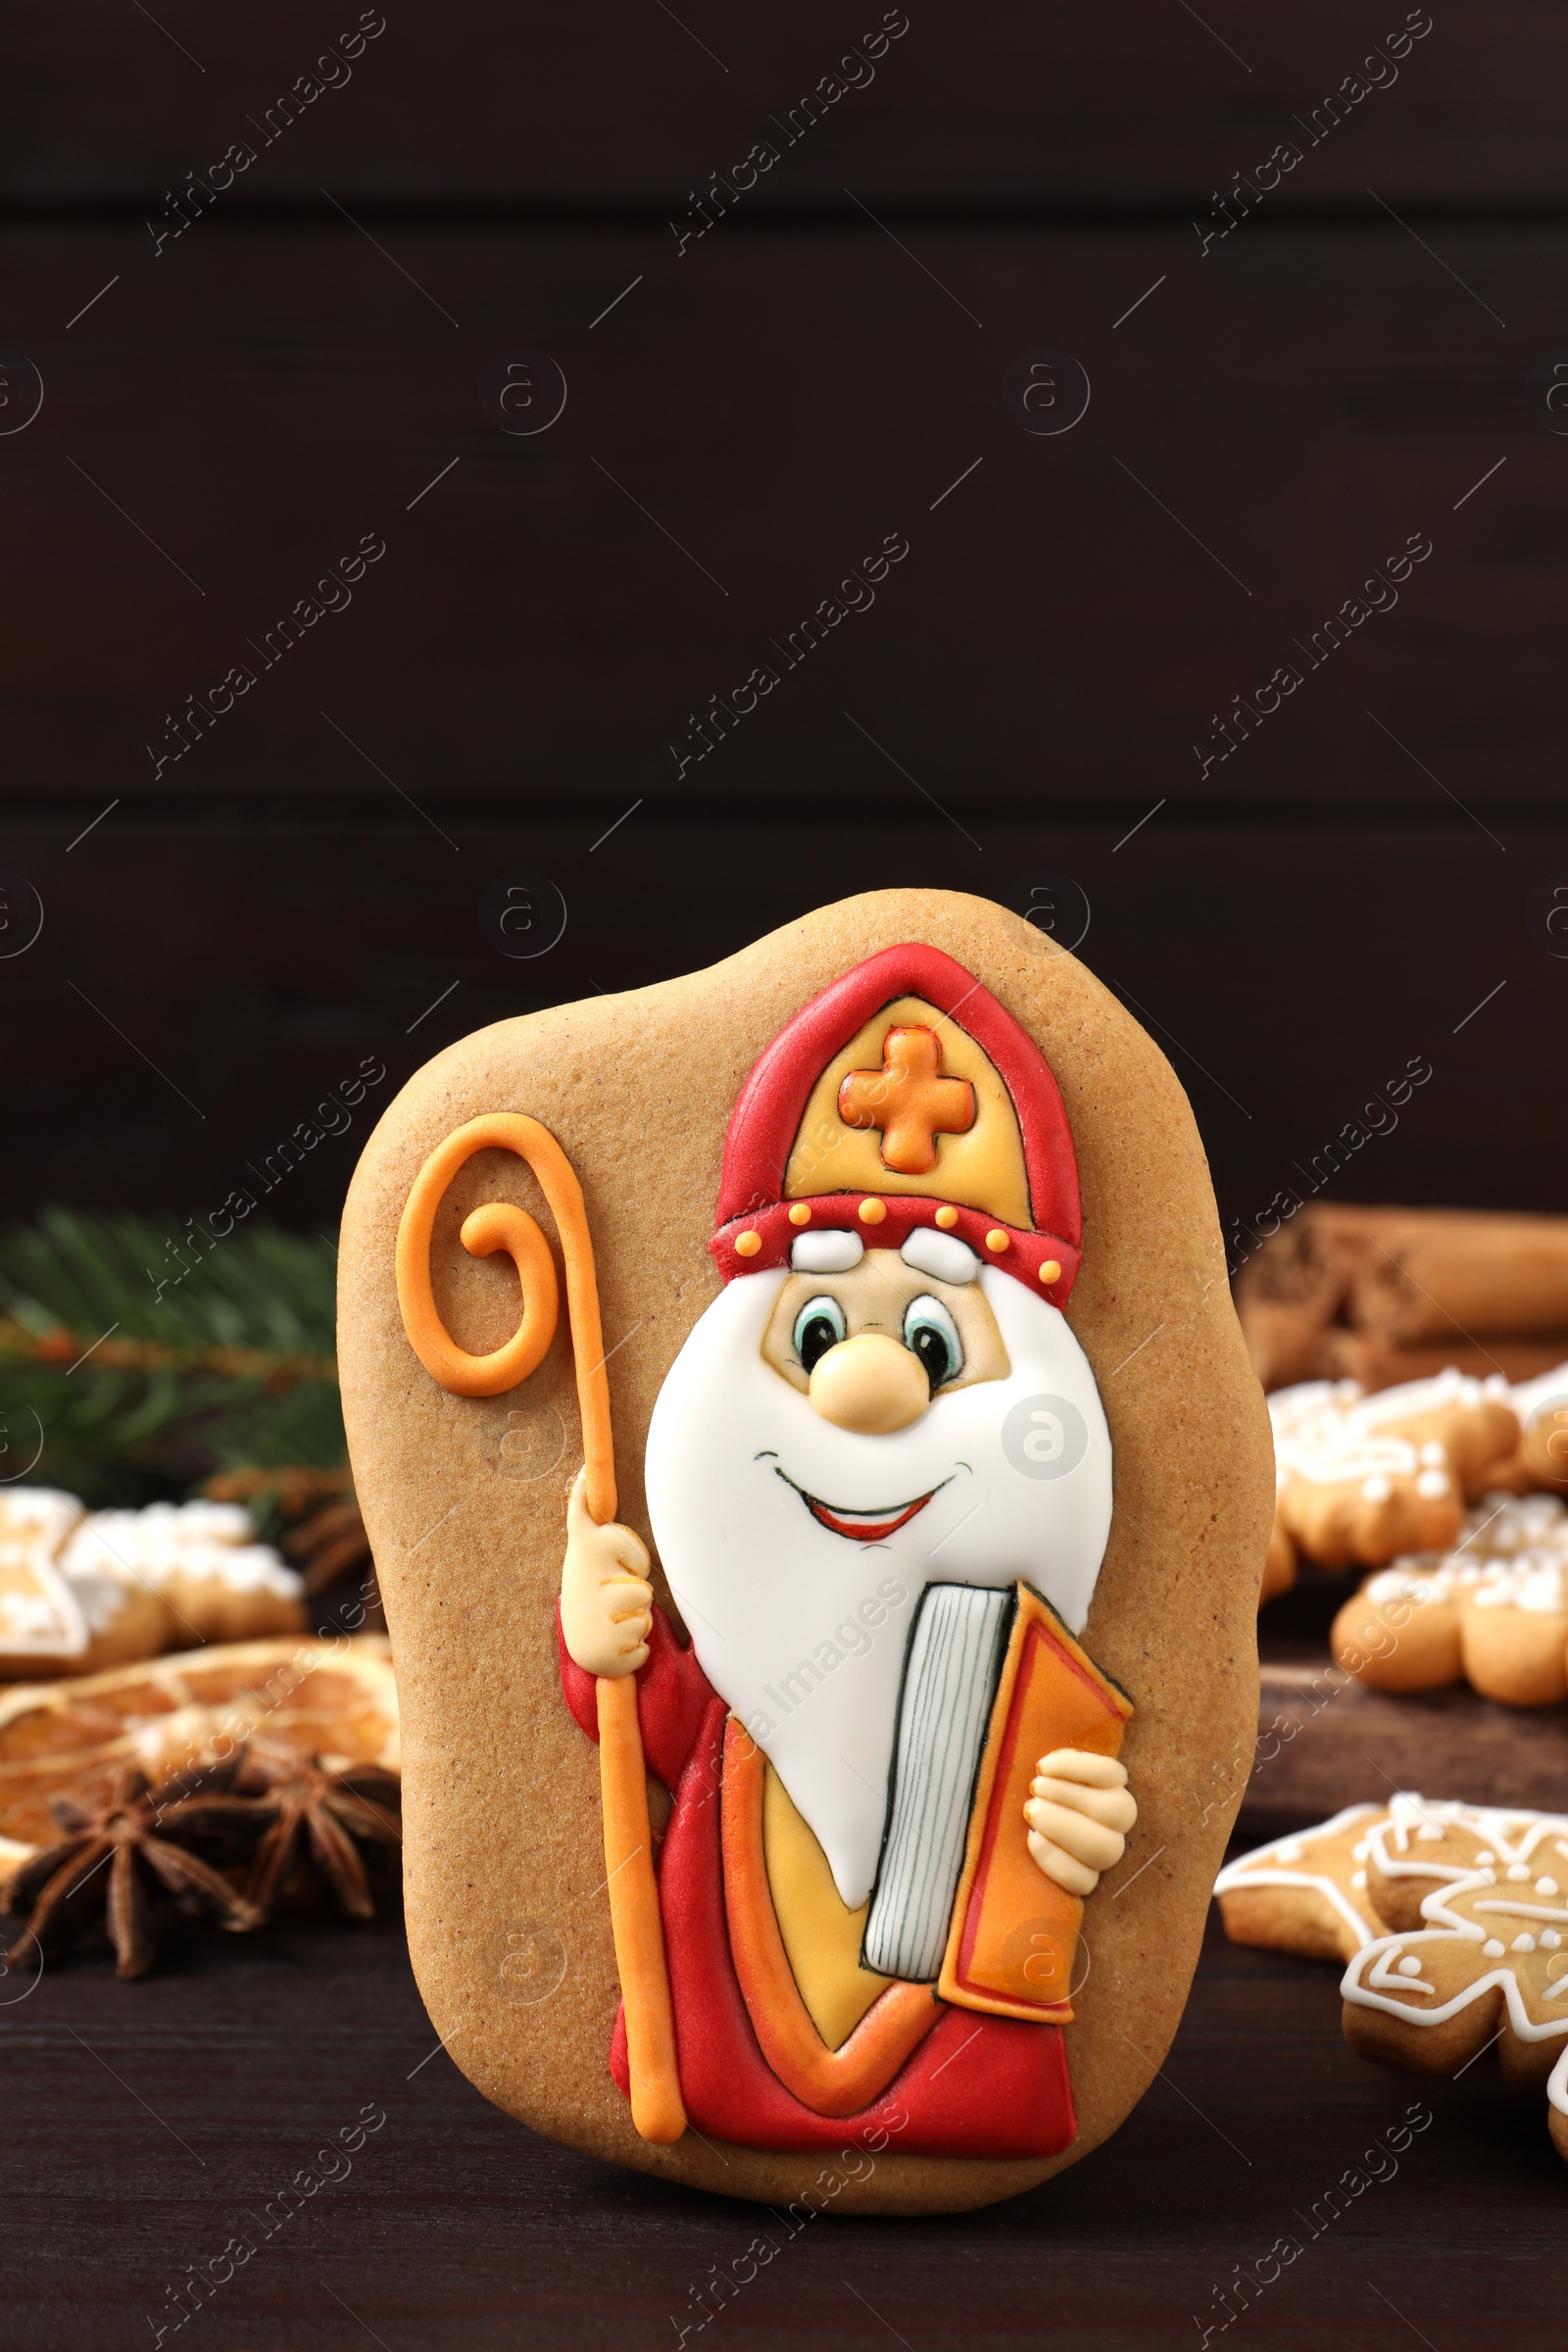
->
[0,1209,346,1506]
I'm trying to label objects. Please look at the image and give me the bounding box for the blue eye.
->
[794,1295,847,1374]
[903,1295,963,1389]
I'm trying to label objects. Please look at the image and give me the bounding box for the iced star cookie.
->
[0,1546,90,1679]
[339,888,1273,2215]
[1214,1804,1389,1962]
[1364,1796,1568,1933]
[1342,1867,1568,2157]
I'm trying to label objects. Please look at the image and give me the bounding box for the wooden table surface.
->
[0,1888,1556,2351]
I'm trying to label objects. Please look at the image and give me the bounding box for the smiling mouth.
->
[774,1467,946,1544]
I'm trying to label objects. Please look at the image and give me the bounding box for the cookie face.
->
[1343,1865,1568,2156]
[1214,1804,1389,1962]
[339,889,1272,2215]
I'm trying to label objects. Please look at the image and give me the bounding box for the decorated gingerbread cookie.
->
[1342,1863,1568,2159]
[60,1502,306,1650]
[339,891,1272,2214]
[1331,1500,1568,1704]
[1259,1376,1530,1606]
[1508,1363,1568,1494]
[1350,1373,1521,1505]
[1364,1796,1568,1932]
[1213,1804,1390,1962]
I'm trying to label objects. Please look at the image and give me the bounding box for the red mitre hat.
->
[710,943,1083,1304]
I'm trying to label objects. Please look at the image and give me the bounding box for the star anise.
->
[235,1744,402,1920]
[2,1762,264,1981]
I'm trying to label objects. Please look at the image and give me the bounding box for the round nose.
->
[808,1333,929,1435]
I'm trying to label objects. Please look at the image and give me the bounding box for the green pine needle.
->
[0,1207,345,1508]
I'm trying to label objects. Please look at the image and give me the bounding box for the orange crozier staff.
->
[395,1112,686,2146]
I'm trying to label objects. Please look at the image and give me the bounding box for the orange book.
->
[938,1582,1132,2024]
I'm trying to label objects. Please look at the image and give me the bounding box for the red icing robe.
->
[560,1606,1076,2159]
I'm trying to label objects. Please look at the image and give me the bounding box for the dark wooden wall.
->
[4,4,1566,1248]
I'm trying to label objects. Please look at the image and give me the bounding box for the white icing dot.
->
[1513,1934,1537,1954]
[1484,1939,1506,1958]
[1397,1955,1424,1976]
[1362,1474,1394,1503]
[1351,1841,1370,1861]
[1476,1850,1495,1865]
[1544,1930,1563,1949]
[1276,1842,1303,1864]
[1352,1870,1368,1889]
[1420,1441,1446,1467]
[1417,1825,1444,1842]
[1508,1864,1532,1882]
[1415,1469,1451,1499]
[1537,1879,1560,1897]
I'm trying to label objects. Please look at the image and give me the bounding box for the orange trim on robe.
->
[719,1719,942,2118]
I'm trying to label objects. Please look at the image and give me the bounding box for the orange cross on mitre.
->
[836,1025,977,1174]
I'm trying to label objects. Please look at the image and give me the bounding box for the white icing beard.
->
[644,1264,1113,1908]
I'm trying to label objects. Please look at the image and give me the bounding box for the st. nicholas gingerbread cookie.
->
[339,890,1272,2214]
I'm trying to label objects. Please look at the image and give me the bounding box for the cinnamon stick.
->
[1348,1213,1568,1343]
[1235,1203,1443,1388]
[1310,1328,1568,1392]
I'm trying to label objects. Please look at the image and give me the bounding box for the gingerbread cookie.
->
[339,890,1273,2215]
[0,1487,85,1555]
[1259,1517,1297,1604]
[60,1503,305,1649]
[1349,1371,1521,1504]
[1342,1864,1568,2159]
[1213,1804,1389,1962]
[1365,1795,1568,1932]
[1266,1382,1464,1586]
[0,1487,169,1679]
[1508,1362,1568,1493]
[1332,1499,1568,1703]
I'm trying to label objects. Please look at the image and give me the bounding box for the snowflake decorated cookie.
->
[1349,1372,1522,1505]
[1342,1861,1568,2160]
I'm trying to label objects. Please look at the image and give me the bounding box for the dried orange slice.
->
[0,1635,397,1883]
